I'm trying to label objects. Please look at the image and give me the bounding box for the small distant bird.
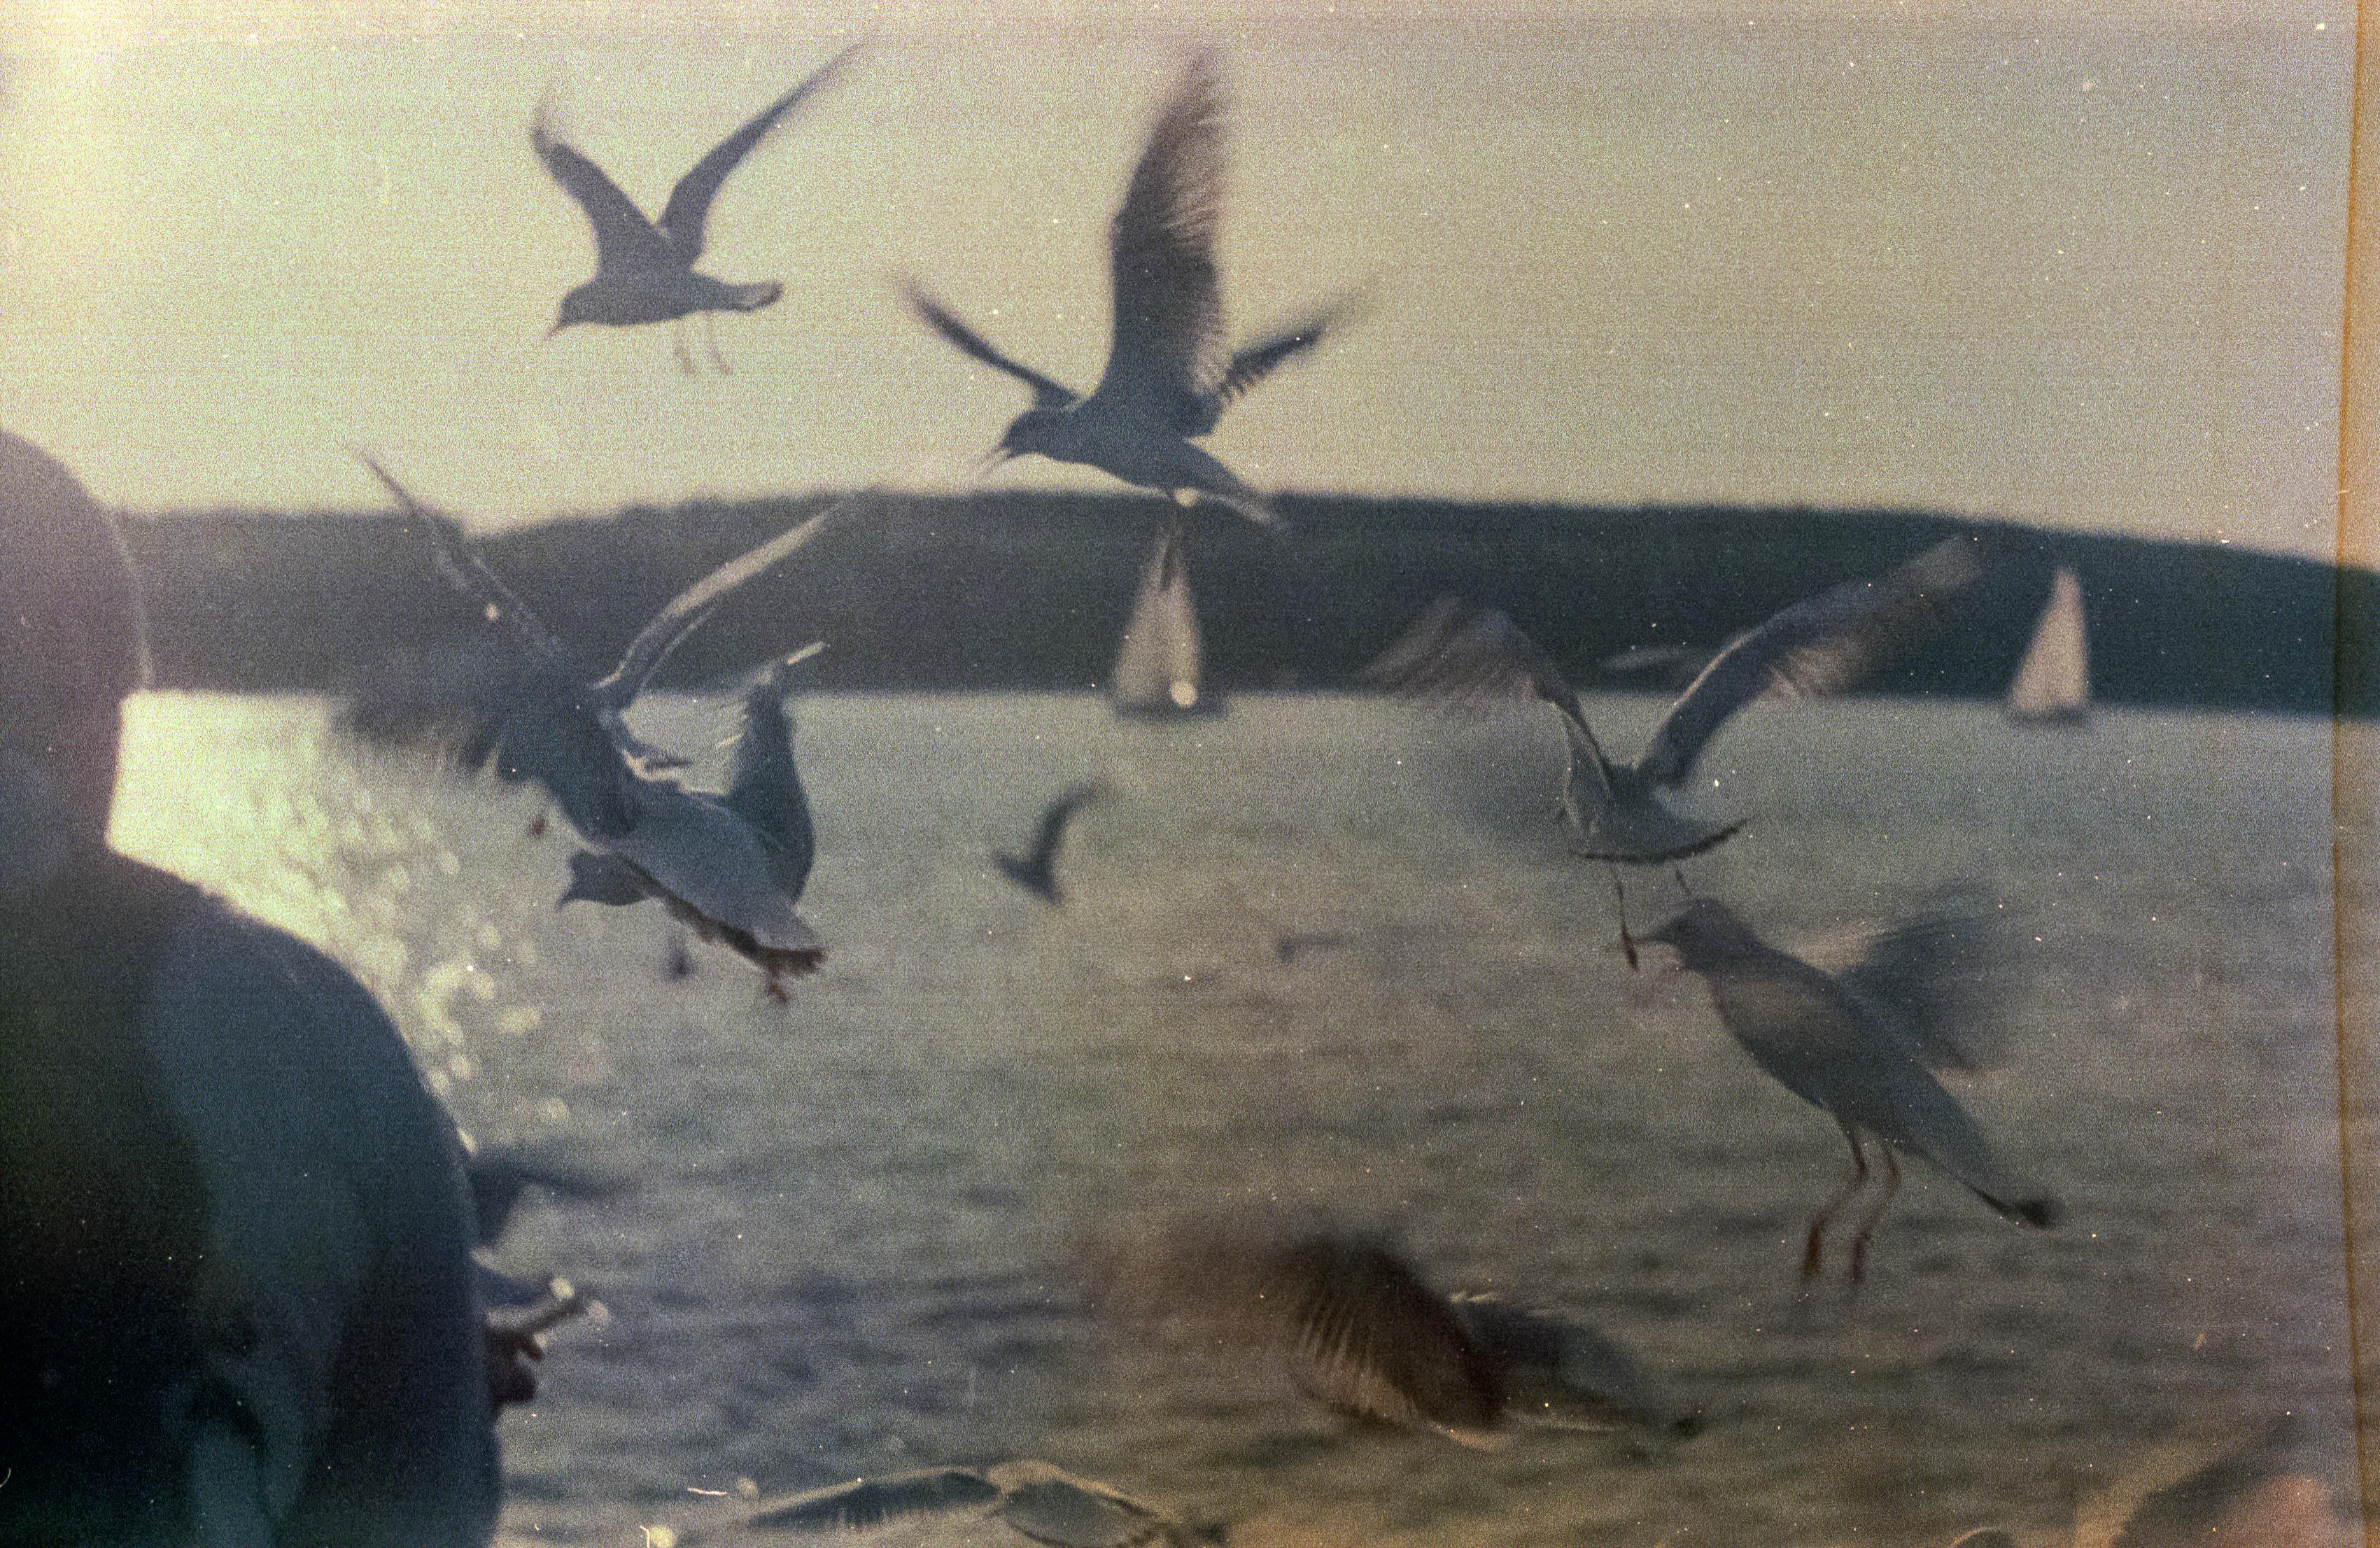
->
[1364,533,1993,966]
[993,782,1105,905]
[904,52,1356,531]
[730,1461,1222,1546]
[1083,1223,1698,1448]
[1273,929,1353,963]
[1643,895,2060,1286]
[535,43,861,372]
[344,460,862,990]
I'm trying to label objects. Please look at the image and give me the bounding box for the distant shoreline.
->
[116,492,2379,719]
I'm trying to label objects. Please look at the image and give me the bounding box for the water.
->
[111,692,2362,1546]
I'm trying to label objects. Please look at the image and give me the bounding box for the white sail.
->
[2006,565,2090,722]
[1110,526,1213,716]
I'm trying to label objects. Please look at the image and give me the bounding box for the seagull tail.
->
[728,281,783,312]
[1969,1180,2064,1230]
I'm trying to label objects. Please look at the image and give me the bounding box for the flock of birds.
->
[325,40,2327,1548]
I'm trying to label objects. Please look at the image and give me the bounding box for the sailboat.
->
[2006,565,2090,723]
[1110,523,1221,718]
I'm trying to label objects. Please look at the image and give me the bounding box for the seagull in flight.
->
[1642,893,2060,1286]
[728,1460,1220,1547]
[535,43,861,372]
[904,52,1355,533]
[1083,1222,1698,1448]
[1365,533,1994,964]
[993,781,1106,905]
[345,459,866,991]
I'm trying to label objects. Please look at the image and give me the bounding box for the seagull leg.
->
[704,313,731,374]
[1803,1125,1869,1283]
[1672,862,1695,896]
[763,966,789,1004]
[1610,864,1639,971]
[672,320,696,375]
[1845,1144,1902,1288]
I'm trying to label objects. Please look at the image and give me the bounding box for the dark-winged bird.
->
[1365,533,1994,964]
[1083,1222,1696,1448]
[343,460,861,990]
[535,43,861,372]
[994,781,1106,905]
[904,52,1356,530]
[1643,894,2060,1286]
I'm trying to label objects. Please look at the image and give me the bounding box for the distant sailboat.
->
[1111,525,1221,717]
[2006,565,2090,723]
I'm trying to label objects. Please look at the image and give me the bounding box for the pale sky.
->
[0,1,2356,556]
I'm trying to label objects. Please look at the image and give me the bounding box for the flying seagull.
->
[344,460,863,991]
[729,1460,1222,1547]
[1364,533,1994,965]
[994,781,1106,905]
[903,52,1355,532]
[1083,1222,1698,1448]
[535,43,861,372]
[1642,894,2060,1286]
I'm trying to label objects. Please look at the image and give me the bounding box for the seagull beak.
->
[967,442,1016,481]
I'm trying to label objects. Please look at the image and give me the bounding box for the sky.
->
[0,1,2357,557]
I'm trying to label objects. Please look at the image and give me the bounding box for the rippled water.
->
[110,692,2363,1547]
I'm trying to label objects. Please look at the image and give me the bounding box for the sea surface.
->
[110,691,2366,1547]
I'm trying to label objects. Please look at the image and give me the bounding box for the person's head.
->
[0,430,148,854]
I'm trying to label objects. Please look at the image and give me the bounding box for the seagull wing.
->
[351,459,640,840]
[902,279,1079,409]
[1096,52,1230,431]
[593,492,865,712]
[1446,1293,1693,1435]
[656,42,861,265]
[745,1470,1001,1533]
[531,106,673,276]
[1803,885,2008,1072]
[1025,781,1106,873]
[985,1464,1182,1548]
[721,646,823,901]
[1197,287,1365,433]
[1360,597,1617,803]
[1634,533,1992,788]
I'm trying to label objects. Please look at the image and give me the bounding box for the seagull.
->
[903,52,1354,533]
[1642,894,2060,1286]
[346,460,864,991]
[463,1145,626,1248]
[535,43,861,373]
[725,1460,1222,1546]
[994,781,1106,905]
[1083,1223,1697,1448]
[1363,533,1994,966]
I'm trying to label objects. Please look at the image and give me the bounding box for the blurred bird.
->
[1083,1222,1697,1448]
[535,43,861,372]
[994,781,1106,905]
[725,1461,1222,1546]
[1363,533,1994,965]
[1642,895,2059,1286]
[463,1146,627,1248]
[344,460,861,990]
[904,52,1356,532]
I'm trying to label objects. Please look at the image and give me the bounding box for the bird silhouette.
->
[904,52,1356,530]
[344,461,859,990]
[1083,1222,1696,1447]
[1365,533,1994,965]
[1643,894,2059,1286]
[994,781,1106,905]
[535,43,861,372]
[726,1460,1223,1546]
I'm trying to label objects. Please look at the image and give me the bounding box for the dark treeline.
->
[116,491,2377,717]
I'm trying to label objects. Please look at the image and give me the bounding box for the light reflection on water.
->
[111,691,2363,1547]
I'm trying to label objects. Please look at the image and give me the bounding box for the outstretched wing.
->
[987,1465,1180,1548]
[902,279,1079,409]
[1805,885,2008,1072]
[1446,1293,1695,1435]
[656,42,862,264]
[350,459,639,840]
[1197,287,1365,432]
[745,1469,1001,1532]
[1360,596,1616,797]
[1026,781,1106,871]
[1096,52,1229,430]
[595,492,867,712]
[530,104,672,276]
[1634,533,1992,788]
